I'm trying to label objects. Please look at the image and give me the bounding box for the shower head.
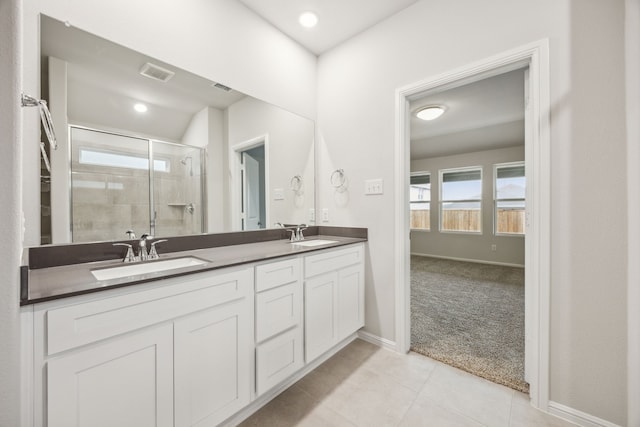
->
[181,156,194,176]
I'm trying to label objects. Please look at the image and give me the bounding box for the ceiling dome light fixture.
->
[134,103,148,113]
[416,105,446,121]
[299,12,318,28]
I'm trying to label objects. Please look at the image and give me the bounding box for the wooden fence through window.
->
[410,209,525,234]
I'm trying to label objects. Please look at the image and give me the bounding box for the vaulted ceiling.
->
[237,0,419,55]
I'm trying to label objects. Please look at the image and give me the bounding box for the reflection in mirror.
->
[39,15,314,245]
[69,127,205,243]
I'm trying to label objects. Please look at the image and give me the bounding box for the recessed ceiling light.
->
[134,103,148,113]
[299,12,318,28]
[416,105,446,121]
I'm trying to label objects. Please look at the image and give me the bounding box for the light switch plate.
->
[365,179,384,195]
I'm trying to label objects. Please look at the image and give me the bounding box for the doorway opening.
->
[408,69,528,392]
[232,136,269,231]
[394,41,551,409]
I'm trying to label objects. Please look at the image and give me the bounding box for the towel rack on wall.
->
[22,93,58,174]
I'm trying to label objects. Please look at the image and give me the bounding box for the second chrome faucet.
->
[276,223,307,242]
[114,232,168,262]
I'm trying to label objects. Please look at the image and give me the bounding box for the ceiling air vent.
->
[139,62,175,83]
[212,82,232,92]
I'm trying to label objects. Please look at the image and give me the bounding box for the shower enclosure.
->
[70,126,205,243]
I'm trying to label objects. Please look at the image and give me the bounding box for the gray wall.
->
[626,1,640,424]
[411,146,525,266]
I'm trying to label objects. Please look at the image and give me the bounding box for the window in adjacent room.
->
[494,162,526,235]
[410,172,431,231]
[440,167,482,233]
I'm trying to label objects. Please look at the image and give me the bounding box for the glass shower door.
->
[70,127,151,242]
[151,141,205,237]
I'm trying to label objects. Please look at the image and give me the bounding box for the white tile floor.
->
[239,339,576,427]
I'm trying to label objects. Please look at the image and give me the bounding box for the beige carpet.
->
[410,255,529,393]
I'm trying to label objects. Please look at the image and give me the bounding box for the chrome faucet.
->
[113,243,136,263]
[277,222,307,242]
[149,239,168,260]
[138,234,153,261]
[295,224,308,241]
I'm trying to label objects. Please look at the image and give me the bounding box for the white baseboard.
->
[357,330,398,352]
[411,252,525,268]
[548,401,622,427]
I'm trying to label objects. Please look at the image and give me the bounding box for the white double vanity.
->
[21,233,365,427]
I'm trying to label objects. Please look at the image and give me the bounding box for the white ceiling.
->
[410,69,526,159]
[237,0,419,55]
[41,16,246,142]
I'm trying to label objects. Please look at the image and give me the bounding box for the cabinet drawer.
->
[256,326,303,396]
[46,267,252,355]
[304,243,363,278]
[255,282,301,343]
[256,257,300,292]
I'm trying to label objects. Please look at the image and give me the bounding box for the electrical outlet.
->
[309,209,315,222]
[273,188,284,200]
[322,208,329,222]
[491,244,497,251]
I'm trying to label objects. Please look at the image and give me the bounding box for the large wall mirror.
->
[38,14,315,245]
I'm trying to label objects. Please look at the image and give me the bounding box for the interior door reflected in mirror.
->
[37,14,314,245]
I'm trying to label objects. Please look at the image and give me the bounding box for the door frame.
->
[394,40,551,409]
[230,135,270,231]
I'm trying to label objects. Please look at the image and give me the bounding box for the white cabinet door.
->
[47,324,173,427]
[174,297,252,427]
[337,263,365,341]
[304,272,338,362]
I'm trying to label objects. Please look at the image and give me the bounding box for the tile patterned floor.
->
[239,339,575,427]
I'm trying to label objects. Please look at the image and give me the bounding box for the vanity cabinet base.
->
[23,243,366,427]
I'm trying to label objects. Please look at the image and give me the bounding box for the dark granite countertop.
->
[22,234,366,305]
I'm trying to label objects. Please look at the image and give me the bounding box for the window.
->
[79,148,170,172]
[440,167,482,233]
[494,163,526,235]
[410,173,431,231]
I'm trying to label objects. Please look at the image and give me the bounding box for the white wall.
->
[316,0,627,424]
[411,146,525,266]
[0,0,22,425]
[21,0,317,246]
[227,97,315,229]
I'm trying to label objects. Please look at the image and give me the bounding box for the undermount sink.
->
[91,256,208,281]
[291,239,337,247]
